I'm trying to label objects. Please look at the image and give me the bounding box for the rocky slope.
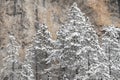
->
[0,0,120,62]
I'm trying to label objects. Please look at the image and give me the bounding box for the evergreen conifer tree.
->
[53,2,109,80]
[29,24,53,80]
[101,25,120,79]
[0,34,21,80]
[20,46,35,80]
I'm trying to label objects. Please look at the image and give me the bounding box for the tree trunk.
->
[108,45,111,77]
[35,54,39,80]
[11,61,15,80]
[87,51,90,77]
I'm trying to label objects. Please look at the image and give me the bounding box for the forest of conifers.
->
[1,2,120,80]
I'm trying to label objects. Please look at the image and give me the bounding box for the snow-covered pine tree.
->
[101,25,120,80]
[45,39,64,80]
[53,2,86,80]
[75,25,110,80]
[48,2,109,80]
[29,23,53,80]
[20,47,35,80]
[66,3,109,80]
[0,34,21,80]
[47,2,84,80]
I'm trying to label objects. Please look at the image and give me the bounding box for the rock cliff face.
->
[0,0,120,61]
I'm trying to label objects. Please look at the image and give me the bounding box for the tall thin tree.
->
[29,24,53,80]
[101,25,120,79]
[1,34,21,80]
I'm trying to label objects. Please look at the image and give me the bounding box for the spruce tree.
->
[20,47,35,80]
[51,2,109,80]
[101,25,120,80]
[0,34,21,80]
[55,3,85,80]
[29,24,53,80]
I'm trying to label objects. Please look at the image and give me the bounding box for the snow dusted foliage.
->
[20,46,35,80]
[76,27,110,80]
[54,3,85,80]
[66,3,109,80]
[45,40,64,80]
[29,24,53,80]
[46,2,109,80]
[101,25,120,80]
[2,2,120,80]
[0,34,21,80]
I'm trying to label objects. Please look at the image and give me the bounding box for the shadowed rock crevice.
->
[117,0,120,16]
